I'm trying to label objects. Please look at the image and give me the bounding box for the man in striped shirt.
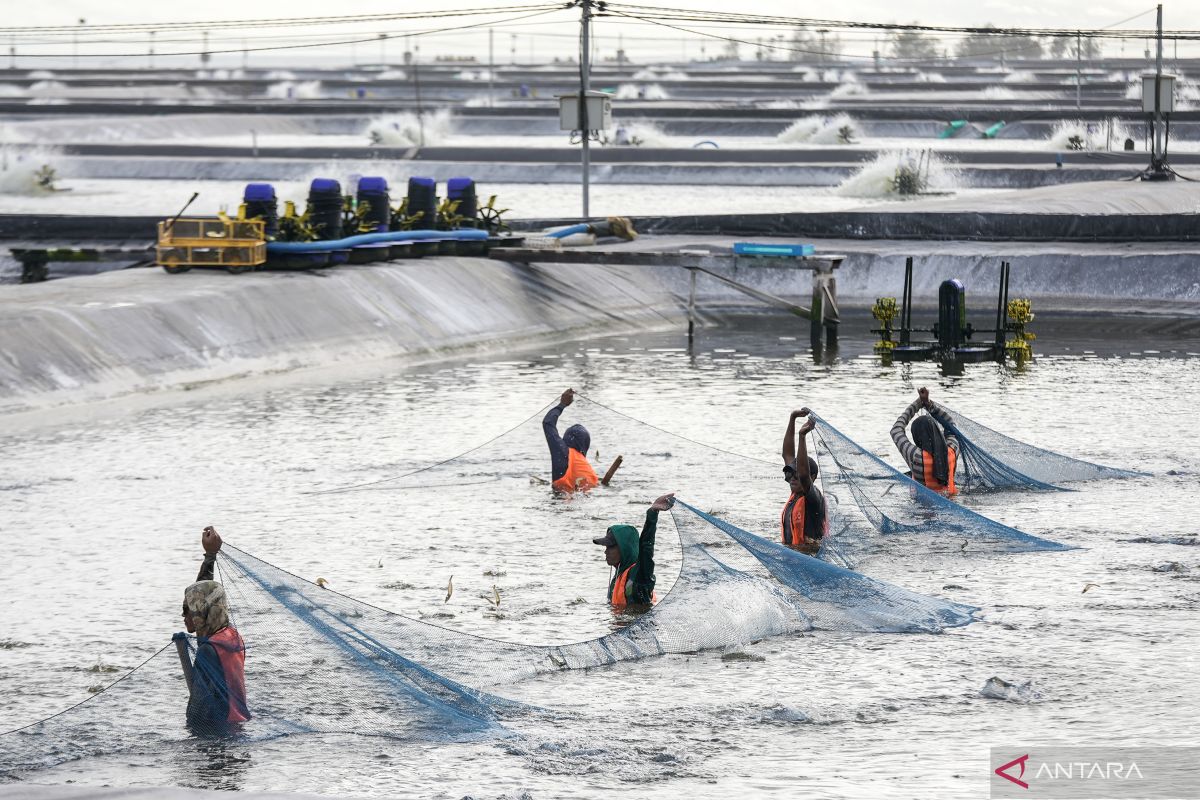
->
[891,387,960,495]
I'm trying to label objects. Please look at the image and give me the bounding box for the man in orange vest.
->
[781,408,827,554]
[544,388,599,494]
[890,387,960,496]
[592,493,675,609]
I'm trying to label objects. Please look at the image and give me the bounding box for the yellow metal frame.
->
[156,218,266,268]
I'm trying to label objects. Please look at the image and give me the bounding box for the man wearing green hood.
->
[593,493,675,609]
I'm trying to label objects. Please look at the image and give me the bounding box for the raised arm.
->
[890,394,926,473]
[543,389,573,481]
[196,526,222,582]
[782,407,811,466]
[925,398,959,453]
[631,493,674,603]
[795,417,815,491]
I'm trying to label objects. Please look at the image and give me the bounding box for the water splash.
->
[835,149,962,198]
[632,67,688,81]
[266,81,323,100]
[777,113,859,145]
[0,144,65,195]
[615,83,669,100]
[1048,118,1135,151]
[981,86,1016,100]
[366,109,452,147]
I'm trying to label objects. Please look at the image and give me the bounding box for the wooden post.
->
[823,261,841,346]
[810,274,824,350]
[687,268,697,343]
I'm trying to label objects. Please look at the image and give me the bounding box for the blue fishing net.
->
[3,398,991,777]
[2,503,975,778]
[938,405,1145,491]
[809,413,1073,565]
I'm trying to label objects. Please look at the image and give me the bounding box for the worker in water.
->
[183,526,249,735]
[593,493,675,609]
[891,387,960,496]
[543,388,599,494]
[781,408,827,554]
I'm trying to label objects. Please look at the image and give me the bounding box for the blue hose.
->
[544,224,591,239]
[266,228,487,254]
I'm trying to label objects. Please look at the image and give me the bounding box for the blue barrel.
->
[243,183,278,236]
[446,176,477,223]
[356,176,391,232]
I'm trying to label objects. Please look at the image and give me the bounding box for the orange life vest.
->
[610,563,657,608]
[781,492,827,549]
[205,626,250,723]
[920,447,958,496]
[552,447,599,493]
[781,492,807,548]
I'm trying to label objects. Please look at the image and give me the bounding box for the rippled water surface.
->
[2,312,1198,798]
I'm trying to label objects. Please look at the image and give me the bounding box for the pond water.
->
[2,311,1198,798]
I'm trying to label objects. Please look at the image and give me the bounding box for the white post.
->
[1080,31,1089,110]
[580,0,592,218]
[1154,4,1164,166]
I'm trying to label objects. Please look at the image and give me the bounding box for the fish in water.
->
[1082,583,1100,593]
[316,577,329,588]
[445,575,454,603]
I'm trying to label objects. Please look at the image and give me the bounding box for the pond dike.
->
[0,256,706,414]
[4,180,1199,412]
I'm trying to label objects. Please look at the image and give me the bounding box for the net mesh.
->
[939,405,1144,491]
[3,398,1006,776]
[2,506,973,777]
[809,413,1073,566]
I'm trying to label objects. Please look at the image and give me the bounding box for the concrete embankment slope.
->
[0,256,715,414]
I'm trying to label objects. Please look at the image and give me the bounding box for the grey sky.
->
[7,1,1191,66]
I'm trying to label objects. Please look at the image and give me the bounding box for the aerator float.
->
[155,176,510,274]
[872,258,1035,366]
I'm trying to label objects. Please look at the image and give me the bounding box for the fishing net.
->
[2,397,980,777]
[809,413,1072,565]
[938,405,1144,491]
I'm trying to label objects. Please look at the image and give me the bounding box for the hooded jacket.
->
[606,509,658,606]
[543,403,597,490]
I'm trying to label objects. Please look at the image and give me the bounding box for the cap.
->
[592,529,618,548]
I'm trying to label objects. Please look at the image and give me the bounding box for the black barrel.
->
[306,178,343,240]
[937,279,967,349]
[356,176,390,233]
[406,177,438,228]
[243,183,278,236]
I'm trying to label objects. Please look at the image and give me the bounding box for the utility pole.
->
[414,44,424,147]
[579,0,593,218]
[148,31,155,69]
[1080,31,1089,110]
[1153,3,1164,171]
[74,18,85,69]
[379,33,387,66]
[488,28,495,107]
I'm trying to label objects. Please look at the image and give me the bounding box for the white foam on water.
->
[365,109,453,147]
[266,80,323,100]
[835,149,963,197]
[615,83,669,100]
[0,144,65,195]
[1048,118,1136,151]
[777,113,859,145]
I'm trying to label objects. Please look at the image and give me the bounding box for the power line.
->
[0,5,568,35]
[10,7,570,59]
